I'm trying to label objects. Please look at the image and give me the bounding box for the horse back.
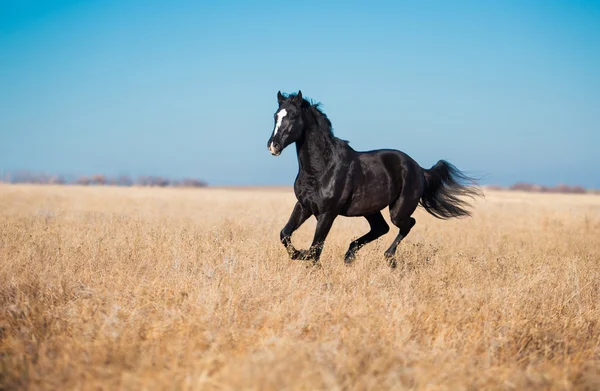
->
[342,149,424,216]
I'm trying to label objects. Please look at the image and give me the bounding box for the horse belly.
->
[342,172,395,216]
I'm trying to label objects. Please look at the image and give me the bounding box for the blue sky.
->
[1,0,599,186]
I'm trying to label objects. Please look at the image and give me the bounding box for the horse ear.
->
[291,90,303,106]
[277,91,285,105]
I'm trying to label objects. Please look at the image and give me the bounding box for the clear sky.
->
[1,0,599,187]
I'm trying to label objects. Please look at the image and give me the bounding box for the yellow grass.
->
[1,184,599,390]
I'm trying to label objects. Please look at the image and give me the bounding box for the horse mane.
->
[286,92,350,145]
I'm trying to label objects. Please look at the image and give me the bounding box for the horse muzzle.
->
[268,141,282,156]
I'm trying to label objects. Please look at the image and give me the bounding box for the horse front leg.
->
[304,212,337,264]
[280,202,312,260]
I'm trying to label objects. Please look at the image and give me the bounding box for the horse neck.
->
[295,108,338,174]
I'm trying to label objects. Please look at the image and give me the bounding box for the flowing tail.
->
[420,160,482,219]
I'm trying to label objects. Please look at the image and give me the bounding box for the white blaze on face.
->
[273,109,287,136]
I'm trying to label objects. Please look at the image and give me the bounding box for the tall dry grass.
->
[1,184,599,390]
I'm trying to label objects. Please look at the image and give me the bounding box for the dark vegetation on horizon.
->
[0,171,207,188]
[485,182,599,195]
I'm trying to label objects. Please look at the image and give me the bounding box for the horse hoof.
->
[344,252,355,265]
[291,249,308,260]
[386,256,397,269]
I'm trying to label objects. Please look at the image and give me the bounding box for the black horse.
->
[267,91,481,267]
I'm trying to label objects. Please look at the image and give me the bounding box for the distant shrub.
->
[180,178,208,188]
[117,175,133,186]
[76,176,91,186]
[509,182,588,194]
[91,174,107,185]
[136,176,170,187]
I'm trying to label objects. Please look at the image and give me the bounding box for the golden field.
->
[1,184,599,390]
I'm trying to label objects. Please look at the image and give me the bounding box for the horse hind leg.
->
[344,212,389,264]
[384,218,415,268]
[384,196,419,268]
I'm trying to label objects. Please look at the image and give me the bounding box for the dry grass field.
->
[1,184,599,390]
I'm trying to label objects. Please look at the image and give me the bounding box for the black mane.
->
[284,92,348,145]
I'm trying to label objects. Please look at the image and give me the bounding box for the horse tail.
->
[420,160,482,219]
